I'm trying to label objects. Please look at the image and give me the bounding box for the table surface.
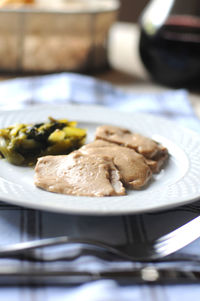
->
[95,69,200,119]
[1,68,200,118]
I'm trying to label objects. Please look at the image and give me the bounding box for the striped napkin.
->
[0,73,200,301]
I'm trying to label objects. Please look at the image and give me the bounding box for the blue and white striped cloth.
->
[0,73,200,301]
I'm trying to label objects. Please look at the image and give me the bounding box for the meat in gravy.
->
[95,125,168,173]
[34,151,125,197]
[80,140,152,189]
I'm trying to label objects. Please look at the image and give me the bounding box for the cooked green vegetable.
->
[0,117,86,165]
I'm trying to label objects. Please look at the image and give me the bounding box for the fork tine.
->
[154,216,200,258]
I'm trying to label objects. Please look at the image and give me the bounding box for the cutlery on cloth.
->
[0,215,200,261]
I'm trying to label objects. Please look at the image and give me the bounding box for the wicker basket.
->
[0,0,119,74]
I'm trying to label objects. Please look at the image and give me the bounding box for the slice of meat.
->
[145,153,168,173]
[34,152,125,197]
[95,125,168,172]
[80,140,152,189]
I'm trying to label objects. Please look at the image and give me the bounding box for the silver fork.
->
[0,215,200,262]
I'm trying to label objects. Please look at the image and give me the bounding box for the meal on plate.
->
[34,124,169,197]
[0,117,86,165]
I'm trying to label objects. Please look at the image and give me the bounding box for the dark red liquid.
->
[139,16,200,88]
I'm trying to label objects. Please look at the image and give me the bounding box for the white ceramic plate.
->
[0,104,200,215]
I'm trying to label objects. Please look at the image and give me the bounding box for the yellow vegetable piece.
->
[48,129,66,142]
[63,126,86,138]
[44,139,72,155]
[10,124,25,136]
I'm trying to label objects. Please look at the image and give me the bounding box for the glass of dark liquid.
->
[139,0,200,88]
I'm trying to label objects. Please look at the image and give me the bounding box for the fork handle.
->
[0,236,120,257]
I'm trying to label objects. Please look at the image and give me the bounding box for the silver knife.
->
[0,266,199,285]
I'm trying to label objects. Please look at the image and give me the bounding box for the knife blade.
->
[0,265,199,285]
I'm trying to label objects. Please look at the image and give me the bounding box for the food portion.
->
[0,117,86,165]
[34,123,168,197]
[95,125,168,173]
[80,140,152,189]
[34,152,125,197]
[0,0,34,7]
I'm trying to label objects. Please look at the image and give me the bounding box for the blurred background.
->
[1,0,200,90]
[0,0,149,77]
[119,0,148,22]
